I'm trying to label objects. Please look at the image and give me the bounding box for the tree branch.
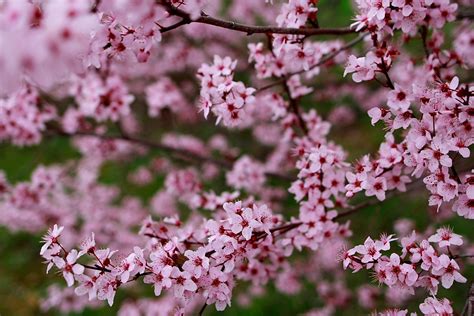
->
[198,302,208,316]
[457,6,474,20]
[283,81,308,134]
[156,0,473,39]
[461,282,474,316]
[158,0,357,37]
[47,129,294,182]
[378,57,395,90]
[256,33,369,94]
[159,18,191,33]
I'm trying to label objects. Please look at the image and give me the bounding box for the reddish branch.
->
[378,57,395,90]
[282,81,309,134]
[158,18,191,33]
[48,129,294,182]
[158,0,357,37]
[156,1,474,38]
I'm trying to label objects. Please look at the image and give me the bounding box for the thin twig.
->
[159,19,191,33]
[83,264,112,273]
[461,282,474,316]
[47,129,294,182]
[419,26,430,58]
[457,6,474,20]
[198,302,208,316]
[256,33,368,94]
[452,254,474,259]
[378,57,395,90]
[283,80,308,134]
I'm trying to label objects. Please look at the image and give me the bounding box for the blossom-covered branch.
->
[158,0,359,37]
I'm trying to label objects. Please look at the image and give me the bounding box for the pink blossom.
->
[428,227,463,248]
[53,249,84,287]
[431,254,467,288]
[170,268,198,297]
[387,84,413,111]
[143,265,173,296]
[344,53,378,83]
[112,253,136,283]
[419,296,453,315]
[75,274,97,300]
[40,224,64,255]
[365,176,387,201]
[183,247,210,278]
[354,237,383,263]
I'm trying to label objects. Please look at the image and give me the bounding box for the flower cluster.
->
[97,0,166,63]
[40,201,296,311]
[344,45,399,83]
[70,72,134,122]
[353,0,458,35]
[0,166,62,230]
[0,86,56,146]
[226,156,266,192]
[377,295,454,315]
[0,0,100,94]
[145,77,188,117]
[343,228,467,295]
[197,55,256,127]
[354,75,473,218]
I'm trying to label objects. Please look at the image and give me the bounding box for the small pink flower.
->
[112,253,136,283]
[428,227,463,248]
[53,249,84,287]
[183,247,210,278]
[75,274,97,300]
[171,268,198,297]
[40,224,64,255]
[143,265,173,296]
[365,176,387,201]
[78,232,96,256]
[431,254,467,289]
[419,296,453,315]
[354,237,382,263]
[96,275,119,306]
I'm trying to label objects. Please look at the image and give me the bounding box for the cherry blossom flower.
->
[75,274,97,301]
[183,247,210,278]
[40,224,64,255]
[419,296,453,316]
[365,176,387,201]
[170,268,198,297]
[354,237,383,263]
[53,249,84,287]
[112,253,136,283]
[143,265,173,296]
[225,202,262,240]
[344,53,378,83]
[428,227,463,248]
[431,254,467,288]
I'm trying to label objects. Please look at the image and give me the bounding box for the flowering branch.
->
[49,129,294,182]
[256,33,369,94]
[158,0,358,37]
